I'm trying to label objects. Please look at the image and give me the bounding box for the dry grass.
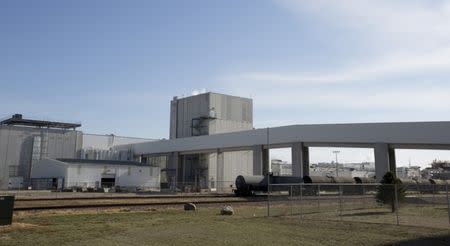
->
[1,205,449,246]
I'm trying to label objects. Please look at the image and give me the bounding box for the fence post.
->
[362,184,366,209]
[432,184,436,207]
[267,175,270,217]
[290,185,293,216]
[446,183,450,225]
[300,184,303,220]
[317,184,321,210]
[339,185,343,221]
[394,183,399,226]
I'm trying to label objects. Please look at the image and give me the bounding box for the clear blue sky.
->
[2,0,450,167]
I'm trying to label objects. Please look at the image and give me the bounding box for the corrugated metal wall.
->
[0,125,81,189]
[169,93,253,139]
[170,93,210,139]
[168,93,255,189]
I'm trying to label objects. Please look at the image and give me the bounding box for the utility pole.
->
[333,150,340,177]
[267,127,270,217]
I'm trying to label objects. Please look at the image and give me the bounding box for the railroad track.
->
[17,193,439,212]
[15,193,235,202]
[13,196,268,211]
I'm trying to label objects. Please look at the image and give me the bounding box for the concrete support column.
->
[389,147,397,173]
[374,143,396,181]
[216,150,224,190]
[291,142,310,177]
[168,152,180,190]
[253,145,269,175]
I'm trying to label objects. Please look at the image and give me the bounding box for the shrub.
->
[376,172,406,212]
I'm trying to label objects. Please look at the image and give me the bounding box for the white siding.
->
[65,163,159,189]
[82,134,153,150]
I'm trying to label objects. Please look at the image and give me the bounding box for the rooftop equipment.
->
[0,114,81,129]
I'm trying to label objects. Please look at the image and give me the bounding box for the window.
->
[8,165,19,177]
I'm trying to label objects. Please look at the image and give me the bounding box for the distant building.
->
[309,162,375,178]
[271,159,292,176]
[310,162,351,177]
[351,170,375,178]
[397,166,421,180]
[421,160,450,180]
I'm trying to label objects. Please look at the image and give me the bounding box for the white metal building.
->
[31,158,160,190]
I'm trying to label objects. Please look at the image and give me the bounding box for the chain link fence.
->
[267,183,450,229]
[0,180,237,199]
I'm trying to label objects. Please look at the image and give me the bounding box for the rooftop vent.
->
[12,114,23,120]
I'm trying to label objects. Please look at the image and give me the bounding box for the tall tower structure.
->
[169,92,254,191]
[170,92,253,139]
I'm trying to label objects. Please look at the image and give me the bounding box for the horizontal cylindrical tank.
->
[302,176,333,183]
[235,175,303,196]
[353,177,376,184]
[235,175,266,192]
[399,178,418,186]
[331,176,355,183]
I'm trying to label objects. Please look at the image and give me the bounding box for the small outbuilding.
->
[30,158,160,191]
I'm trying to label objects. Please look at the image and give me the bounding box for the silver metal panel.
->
[0,125,82,189]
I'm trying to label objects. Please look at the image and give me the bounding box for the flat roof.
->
[57,158,148,167]
[172,91,252,101]
[1,114,81,129]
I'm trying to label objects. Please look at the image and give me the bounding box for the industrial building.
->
[3,91,450,191]
[116,92,450,184]
[153,93,254,191]
[31,158,159,191]
[0,93,256,191]
[0,114,153,190]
